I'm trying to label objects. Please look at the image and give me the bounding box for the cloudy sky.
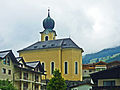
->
[0,0,120,56]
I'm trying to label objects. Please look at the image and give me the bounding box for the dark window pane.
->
[41,62,44,71]
[103,81,115,86]
[23,73,28,80]
[65,62,68,74]
[3,58,6,64]
[75,62,78,74]
[45,36,48,41]
[51,62,54,74]
[7,57,10,65]
[35,75,39,82]
[23,83,28,90]
[2,68,6,74]
[8,70,11,75]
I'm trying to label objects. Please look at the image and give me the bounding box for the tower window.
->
[64,62,68,74]
[75,62,78,74]
[45,36,48,41]
[51,62,54,74]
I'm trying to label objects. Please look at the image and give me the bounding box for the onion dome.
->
[43,9,55,30]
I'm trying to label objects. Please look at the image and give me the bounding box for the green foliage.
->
[0,79,17,90]
[47,69,67,90]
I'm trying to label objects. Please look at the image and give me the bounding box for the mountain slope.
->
[83,46,120,64]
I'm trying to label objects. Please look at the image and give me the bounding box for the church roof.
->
[18,38,83,52]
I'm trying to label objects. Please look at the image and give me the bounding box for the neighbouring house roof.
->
[107,60,120,65]
[26,61,45,72]
[0,50,18,64]
[95,61,107,65]
[69,79,93,88]
[26,61,40,68]
[90,65,120,83]
[17,38,83,52]
[16,58,45,72]
[0,51,9,58]
[16,57,27,67]
[83,61,107,70]
[14,65,45,75]
[16,57,23,62]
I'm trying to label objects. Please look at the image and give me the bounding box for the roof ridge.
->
[0,50,12,53]
[26,61,40,63]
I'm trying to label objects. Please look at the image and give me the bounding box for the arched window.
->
[41,62,45,71]
[64,62,68,74]
[45,36,48,41]
[75,62,78,74]
[51,62,54,74]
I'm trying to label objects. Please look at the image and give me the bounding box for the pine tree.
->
[47,69,67,90]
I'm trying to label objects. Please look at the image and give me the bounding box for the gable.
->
[0,50,18,64]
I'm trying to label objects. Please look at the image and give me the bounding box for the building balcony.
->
[92,86,120,90]
[41,80,47,85]
[14,77,44,85]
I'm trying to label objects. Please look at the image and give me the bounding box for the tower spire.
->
[48,8,50,17]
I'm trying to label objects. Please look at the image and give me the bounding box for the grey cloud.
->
[0,0,120,56]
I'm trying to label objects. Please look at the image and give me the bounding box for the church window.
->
[51,62,54,74]
[64,62,68,74]
[45,36,48,41]
[75,62,78,74]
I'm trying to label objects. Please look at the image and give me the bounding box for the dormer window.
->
[51,44,55,46]
[42,45,46,47]
[63,43,67,46]
[45,36,48,41]
[34,46,38,48]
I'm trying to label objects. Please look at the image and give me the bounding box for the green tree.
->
[0,79,17,90]
[47,69,67,90]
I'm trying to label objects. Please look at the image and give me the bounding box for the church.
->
[18,9,84,81]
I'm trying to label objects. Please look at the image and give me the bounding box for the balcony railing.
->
[92,86,120,90]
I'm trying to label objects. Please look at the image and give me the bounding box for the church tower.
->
[18,9,83,81]
[40,9,57,41]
